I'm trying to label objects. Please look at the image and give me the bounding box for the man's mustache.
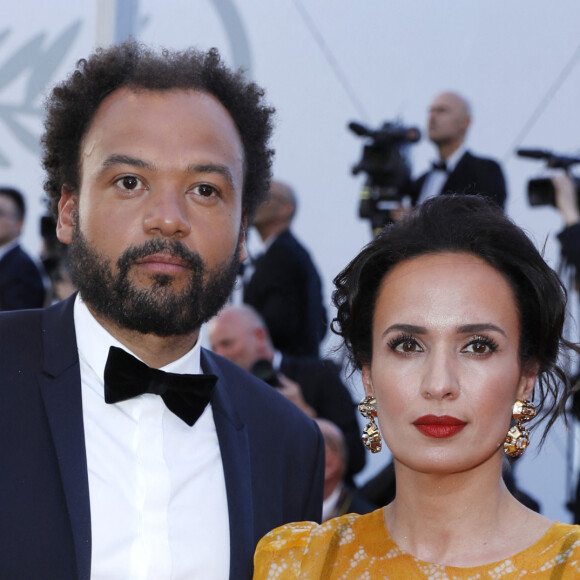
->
[117,239,204,271]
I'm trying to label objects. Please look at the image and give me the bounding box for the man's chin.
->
[127,270,194,292]
[89,298,199,337]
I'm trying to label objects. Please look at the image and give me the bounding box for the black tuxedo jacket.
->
[0,244,45,310]
[280,355,365,479]
[326,484,377,521]
[411,151,507,209]
[0,296,324,579]
[244,230,327,357]
[558,222,580,272]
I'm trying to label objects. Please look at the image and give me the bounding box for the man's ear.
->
[280,200,294,222]
[56,186,77,245]
[361,364,375,398]
[324,446,343,481]
[517,361,539,402]
[462,114,472,133]
[254,325,268,343]
[238,213,248,263]
[14,218,24,237]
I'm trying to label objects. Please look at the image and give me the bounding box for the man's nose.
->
[142,188,191,238]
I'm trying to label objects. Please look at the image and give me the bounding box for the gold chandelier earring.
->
[358,396,382,453]
[503,399,536,457]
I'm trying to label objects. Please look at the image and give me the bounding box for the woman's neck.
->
[385,458,550,567]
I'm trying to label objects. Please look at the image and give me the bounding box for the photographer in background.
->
[553,173,580,271]
[208,304,365,480]
[411,91,507,209]
[316,419,377,522]
[551,172,580,525]
[0,187,46,310]
[243,180,327,358]
[349,93,506,234]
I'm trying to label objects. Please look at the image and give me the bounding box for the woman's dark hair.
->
[332,194,579,438]
[41,40,274,222]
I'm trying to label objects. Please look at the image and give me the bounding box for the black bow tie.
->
[432,160,448,172]
[104,346,217,426]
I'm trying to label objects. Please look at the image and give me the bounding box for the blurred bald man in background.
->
[411,91,507,209]
[243,180,327,358]
[208,304,365,480]
[316,419,376,521]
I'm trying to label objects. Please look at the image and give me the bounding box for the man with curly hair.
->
[0,41,323,579]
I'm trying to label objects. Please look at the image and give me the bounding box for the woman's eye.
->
[399,340,419,353]
[389,336,422,353]
[464,337,497,354]
[470,342,488,354]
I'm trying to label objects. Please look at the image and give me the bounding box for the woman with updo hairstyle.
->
[254,195,580,578]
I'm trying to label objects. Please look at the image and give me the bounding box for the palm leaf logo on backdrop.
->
[0,21,81,166]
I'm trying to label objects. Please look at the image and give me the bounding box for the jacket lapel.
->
[38,295,91,580]
[201,350,255,580]
[34,303,259,580]
[443,151,472,195]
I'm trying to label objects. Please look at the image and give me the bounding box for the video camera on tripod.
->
[349,121,420,232]
[517,148,580,207]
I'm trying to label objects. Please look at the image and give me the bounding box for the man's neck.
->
[87,304,200,369]
[437,138,464,162]
[255,222,288,244]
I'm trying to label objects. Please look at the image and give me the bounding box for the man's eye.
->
[118,176,140,190]
[195,184,217,197]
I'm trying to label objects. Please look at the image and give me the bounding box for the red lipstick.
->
[413,415,466,438]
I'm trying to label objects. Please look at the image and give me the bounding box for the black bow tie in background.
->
[104,346,217,426]
[431,160,448,172]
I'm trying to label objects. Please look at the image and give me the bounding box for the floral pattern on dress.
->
[254,508,580,579]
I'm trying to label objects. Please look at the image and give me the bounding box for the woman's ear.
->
[361,364,374,398]
[517,361,539,401]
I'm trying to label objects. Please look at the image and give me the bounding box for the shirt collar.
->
[271,349,283,372]
[439,144,467,174]
[322,482,344,522]
[74,294,202,390]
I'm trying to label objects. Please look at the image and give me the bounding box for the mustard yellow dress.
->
[253,508,580,579]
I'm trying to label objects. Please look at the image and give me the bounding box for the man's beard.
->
[68,227,241,337]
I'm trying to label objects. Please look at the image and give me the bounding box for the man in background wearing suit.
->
[0,41,323,579]
[243,180,327,357]
[411,91,507,209]
[315,419,376,521]
[208,304,365,481]
[0,187,45,310]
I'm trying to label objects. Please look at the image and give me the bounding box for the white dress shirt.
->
[418,145,467,204]
[74,295,230,579]
[321,483,344,522]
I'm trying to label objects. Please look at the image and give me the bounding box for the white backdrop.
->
[1,0,580,522]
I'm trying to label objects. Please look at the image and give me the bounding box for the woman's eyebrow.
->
[458,323,507,337]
